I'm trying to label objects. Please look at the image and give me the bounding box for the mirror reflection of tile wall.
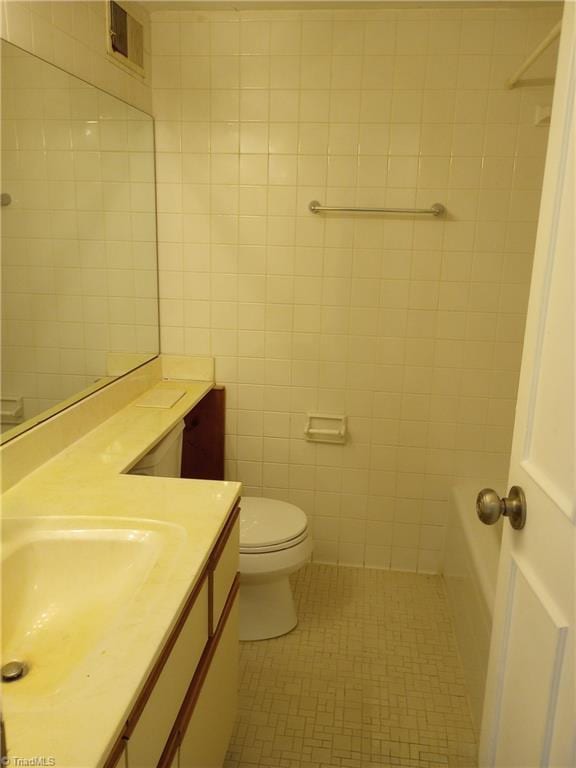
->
[1,40,159,436]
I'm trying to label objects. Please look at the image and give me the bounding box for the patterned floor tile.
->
[225,564,476,768]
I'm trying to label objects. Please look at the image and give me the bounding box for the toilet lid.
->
[240,497,308,549]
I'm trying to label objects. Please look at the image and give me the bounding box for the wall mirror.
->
[0,40,159,444]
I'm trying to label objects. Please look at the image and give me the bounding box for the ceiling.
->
[141,0,559,13]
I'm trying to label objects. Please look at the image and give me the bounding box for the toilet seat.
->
[240,497,308,554]
[240,529,308,554]
[240,536,312,578]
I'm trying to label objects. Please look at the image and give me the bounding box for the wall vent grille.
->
[108,1,144,76]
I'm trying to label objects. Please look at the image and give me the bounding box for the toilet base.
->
[239,576,297,641]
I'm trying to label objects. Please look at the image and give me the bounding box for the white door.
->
[478,5,575,768]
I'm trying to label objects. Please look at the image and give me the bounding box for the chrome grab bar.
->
[309,201,446,216]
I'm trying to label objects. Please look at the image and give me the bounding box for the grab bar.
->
[309,200,446,216]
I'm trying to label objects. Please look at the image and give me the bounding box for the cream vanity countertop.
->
[1,379,241,768]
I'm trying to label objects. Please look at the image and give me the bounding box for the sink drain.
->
[1,660,28,682]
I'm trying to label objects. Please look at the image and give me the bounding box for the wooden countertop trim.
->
[210,500,240,571]
[155,726,180,768]
[101,735,125,768]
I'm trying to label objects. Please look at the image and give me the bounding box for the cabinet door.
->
[211,517,239,631]
[179,596,239,768]
[181,387,225,481]
[126,581,209,768]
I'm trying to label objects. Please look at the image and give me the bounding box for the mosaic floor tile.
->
[225,564,477,768]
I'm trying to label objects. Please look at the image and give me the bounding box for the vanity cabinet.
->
[179,598,239,768]
[104,502,239,768]
[211,514,238,630]
[126,583,209,767]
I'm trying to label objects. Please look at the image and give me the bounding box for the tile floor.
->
[225,564,477,768]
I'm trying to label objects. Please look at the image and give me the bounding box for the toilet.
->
[239,497,312,642]
[129,421,185,478]
[130,428,311,642]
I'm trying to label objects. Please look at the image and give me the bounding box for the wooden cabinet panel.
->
[157,727,180,768]
[180,388,225,481]
[179,596,239,768]
[109,744,128,768]
[211,516,239,632]
[126,581,209,768]
[102,729,128,768]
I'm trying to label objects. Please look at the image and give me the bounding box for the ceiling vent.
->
[107,1,144,77]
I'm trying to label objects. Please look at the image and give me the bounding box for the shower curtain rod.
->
[507,20,561,89]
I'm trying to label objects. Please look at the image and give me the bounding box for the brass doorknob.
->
[476,486,527,530]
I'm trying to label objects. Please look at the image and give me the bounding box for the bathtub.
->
[442,482,504,734]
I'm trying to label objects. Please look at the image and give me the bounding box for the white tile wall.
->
[150,4,561,573]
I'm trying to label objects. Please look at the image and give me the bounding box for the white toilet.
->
[129,421,185,478]
[239,497,312,641]
[130,430,311,642]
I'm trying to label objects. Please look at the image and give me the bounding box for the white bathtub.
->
[443,482,504,734]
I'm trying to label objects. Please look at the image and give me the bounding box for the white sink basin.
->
[2,516,186,703]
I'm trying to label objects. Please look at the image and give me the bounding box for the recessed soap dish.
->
[534,105,552,126]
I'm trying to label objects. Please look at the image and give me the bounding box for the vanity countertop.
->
[1,379,241,768]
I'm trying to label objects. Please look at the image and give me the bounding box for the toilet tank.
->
[130,421,185,478]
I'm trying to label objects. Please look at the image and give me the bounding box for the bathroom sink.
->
[1,516,186,704]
